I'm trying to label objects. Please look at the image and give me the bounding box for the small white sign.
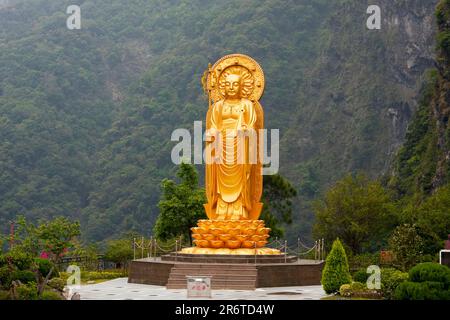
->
[186,276,212,298]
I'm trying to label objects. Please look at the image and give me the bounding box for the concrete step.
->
[166,279,256,290]
[167,263,257,290]
[171,264,257,270]
[171,268,256,272]
[169,274,256,280]
[170,270,258,277]
[167,283,255,290]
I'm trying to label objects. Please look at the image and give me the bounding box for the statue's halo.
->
[208,53,265,102]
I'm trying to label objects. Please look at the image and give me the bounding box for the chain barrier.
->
[132,236,325,262]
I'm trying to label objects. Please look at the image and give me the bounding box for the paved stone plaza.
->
[75,278,328,300]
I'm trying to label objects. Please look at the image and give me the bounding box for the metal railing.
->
[133,236,326,263]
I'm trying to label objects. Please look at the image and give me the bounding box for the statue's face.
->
[224,74,241,98]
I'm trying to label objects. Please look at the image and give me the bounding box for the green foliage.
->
[393,263,450,300]
[353,269,369,284]
[39,290,63,300]
[0,266,12,289]
[388,224,424,271]
[0,290,10,300]
[408,263,450,286]
[437,0,450,62]
[347,253,381,272]
[15,283,38,300]
[321,239,352,294]
[11,270,36,284]
[104,239,134,267]
[389,70,439,196]
[339,284,352,297]
[34,258,58,279]
[313,174,398,254]
[47,278,65,292]
[390,1,450,198]
[411,185,450,254]
[0,217,78,298]
[338,282,382,299]
[261,174,297,239]
[394,281,450,300]
[81,270,127,281]
[4,248,34,271]
[380,268,409,300]
[154,163,206,242]
[35,217,80,263]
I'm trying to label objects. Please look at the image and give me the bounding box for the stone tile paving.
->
[75,278,328,300]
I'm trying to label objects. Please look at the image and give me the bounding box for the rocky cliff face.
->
[389,0,450,195]
[281,0,438,239]
[282,0,437,184]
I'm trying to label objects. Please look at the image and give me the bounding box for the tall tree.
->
[153,163,206,244]
[260,174,297,239]
[313,174,397,254]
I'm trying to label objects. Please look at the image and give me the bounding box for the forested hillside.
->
[0,0,439,243]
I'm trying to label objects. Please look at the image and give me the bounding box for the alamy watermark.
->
[171,121,279,175]
[66,5,81,30]
[367,5,381,30]
[366,265,381,290]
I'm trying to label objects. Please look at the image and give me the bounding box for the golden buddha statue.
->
[180,54,280,255]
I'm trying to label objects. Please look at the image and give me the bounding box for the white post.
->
[315,240,318,261]
[284,240,287,263]
[322,238,325,261]
[133,237,136,260]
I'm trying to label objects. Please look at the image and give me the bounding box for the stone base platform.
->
[128,255,324,290]
[161,252,297,264]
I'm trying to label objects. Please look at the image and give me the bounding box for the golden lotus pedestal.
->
[179,219,281,255]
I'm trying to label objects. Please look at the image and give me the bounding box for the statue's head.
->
[224,74,241,98]
[219,66,254,99]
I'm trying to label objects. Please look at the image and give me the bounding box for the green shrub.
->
[0,290,10,300]
[16,283,38,300]
[0,266,12,289]
[5,250,33,271]
[408,263,450,287]
[35,258,59,279]
[350,281,366,291]
[381,268,409,299]
[353,269,369,283]
[40,290,63,300]
[339,284,351,297]
[394,281,450,300]
[392,263,450,300]
[338,282,382,299]
[81,270,127,281]
[321,239,352,294]
[12,270,36,284]
[47,278,66,291]
[0,255,6,267]
[388,224,424,271]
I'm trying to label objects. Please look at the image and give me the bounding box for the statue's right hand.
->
[206,128,219,141]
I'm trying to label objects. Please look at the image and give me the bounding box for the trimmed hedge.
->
[409,263,450,286]
[394,281,450,300]
[393,263,450,300]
